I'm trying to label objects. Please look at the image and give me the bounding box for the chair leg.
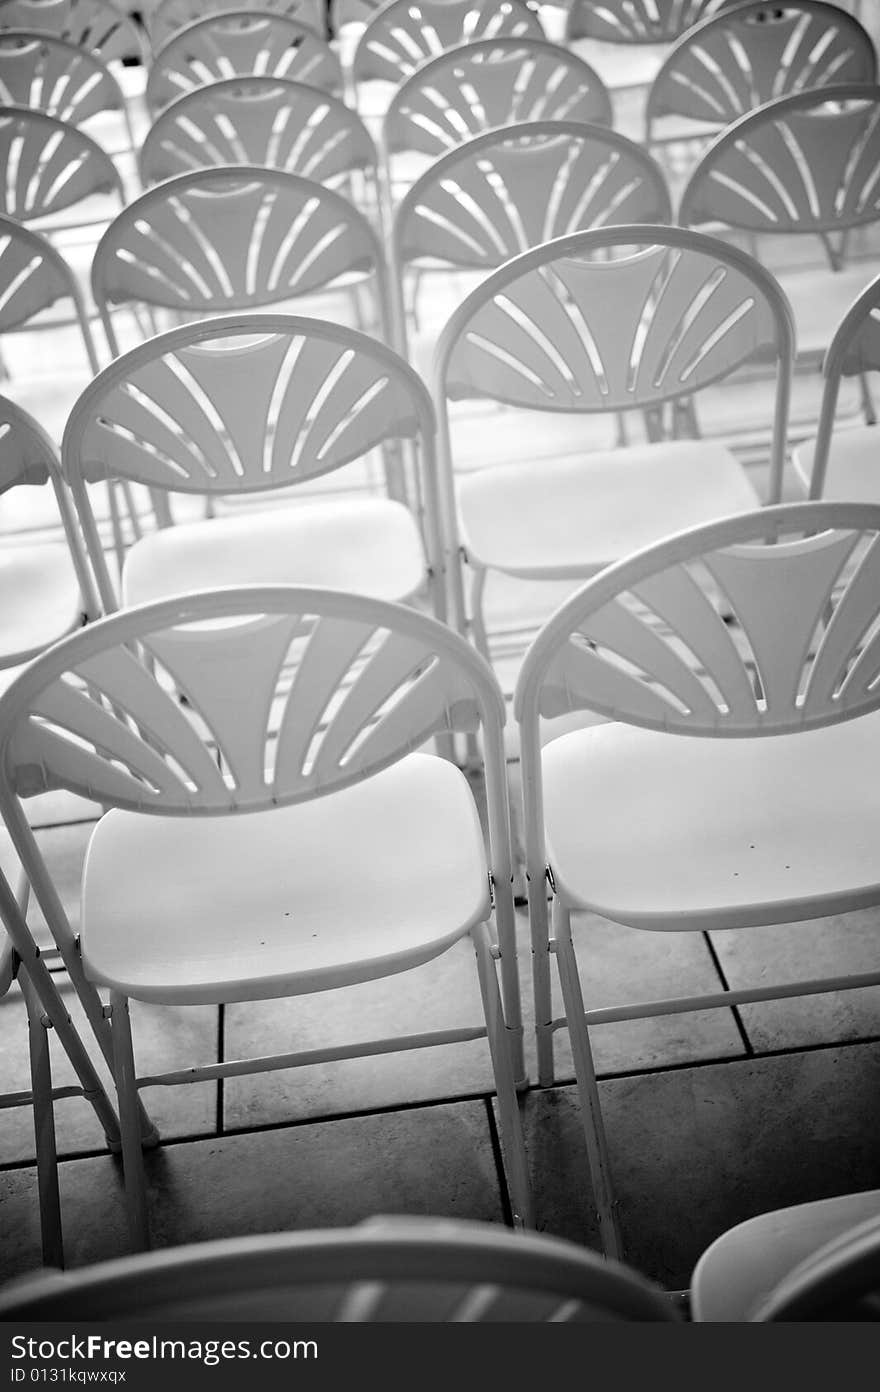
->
[472,920,534,1230]
[553,902,624,1260]
[20,968,63,1270]
[109,991,151,1251]
[469,566,491,662]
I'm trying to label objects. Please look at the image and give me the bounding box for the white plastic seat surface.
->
[541,711,880,930]
[778,263,880,360]
[793,425,880,500]
[0,543,82,656]
[691,1189,880,1321]
[81,752,488,1003]
[121,497,427,605]
[457,440,760,577]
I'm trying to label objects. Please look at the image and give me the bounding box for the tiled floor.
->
[3,21,880,1307]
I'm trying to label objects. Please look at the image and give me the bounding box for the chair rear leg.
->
[20,968,63,1270]
[554,903,624,1259]
[472,920,534,1229]
[109,991,151,1251]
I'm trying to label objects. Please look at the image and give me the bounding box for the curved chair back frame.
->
[90,165,390,356]
[806,271,880,498]
[0,105,124,223]
[0,29,133,141]
[382,36,612,160]
[148,0,327,52]
[566,0,728,44]
[646,0,878,142]
[146,10,343,114]
[352,0,543,86]
[139,76,378,186]
[0,0,147,62]
[62,312,443,615]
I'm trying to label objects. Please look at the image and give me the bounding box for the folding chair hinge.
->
[102,1004,113,1019]
[487,872,496,908]
[545,864,557,894]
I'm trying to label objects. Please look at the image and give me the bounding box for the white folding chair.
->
[389,121,671,363]
[691,1191,880,1320]
[678,83,880,367]
[564,0,729,96]
[62,313,445,617]
[0,29,138,159]
[89,165,391,358]
[0,1215,680,1318]
[379,35,613,206]
[432,224,794,658]
[515,499,880,1258]
[645,0,877,153]
[146,9,343,115]
[793,270,880,501]
[147,0,327,52]
[0,584,533,1248]
[0,106,125,239]
[139,75,378,193]
[350,0,544,127]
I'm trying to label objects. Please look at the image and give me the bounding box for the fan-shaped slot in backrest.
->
[353,0,543,85]
[0,0,145,61]
[0,30,125,126]
[395,123,671,269]
[566,0,726,44]
[0,106,121,219]
[148,0,325,53]
[0,216,79,329]
[516,502,880,737]
[63,315,431,496]
[147,11,343,114]
[91,167,382,314]
[679,84,880,233]
[1,591,489,811]
[140,77,376,185]
[647,1,877,129]
[439,230,786,412]
[384,38,612,156]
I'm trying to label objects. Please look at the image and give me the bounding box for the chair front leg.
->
[20,968,63,1269]
[109,990,151,1252]
[553,901,624,1260]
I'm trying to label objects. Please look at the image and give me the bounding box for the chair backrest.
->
[383,36,612,159]
[0,392,98,625]
[0,0,145,61]
[0,584,507,816]
[0,1217,681,1319]
[0,29,128,127]
[148,0,326,52]
[433,222,793,499]
[62,311,441,609]
[393,122,672,275]
[678,84,880,240]
[0,106,123,221]
[146,10,343,114]
[802,270,880,498]
[352,0,543,86]
[140,76,377,185]
[753,1213,880,1320]
[515,500,880,741]
[566,0,729,44]
[90,166,389,355]
[0,213,96,363]
[647,0,877,138]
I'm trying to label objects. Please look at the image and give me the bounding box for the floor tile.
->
[710,908,880,1051]
[222,938,496,1127]
[522,1040,880,1290]
[0,1099,504,1283]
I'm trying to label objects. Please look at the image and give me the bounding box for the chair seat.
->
[779,264,880,359]
[121,497,427,606]
[81,752,490,1004]
[457,440,759,577]
[793,424,880,501]
[691,1189,880,1321]
[0,543,81,660]
[541,713,880,930]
